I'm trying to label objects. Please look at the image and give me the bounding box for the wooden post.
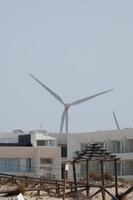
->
[101,160,105,200]
[63,163,69,200]
[37,189,40,196]
[56,182,60,196]
[25,176,29,187]
[73,161,77,192]
[37,179,41,196]
[55,180,58,194]
[63,164,66,200]
[114,160,118,197]
[86,160,89,197]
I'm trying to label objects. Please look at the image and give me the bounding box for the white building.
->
[0,128,132,180]
[49,129,133,179]
[66,128,133,179]
[0,130,61,180]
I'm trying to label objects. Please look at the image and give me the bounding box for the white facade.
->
[0,130,61,180]
[0,128,132,180]
[67,128,133,179]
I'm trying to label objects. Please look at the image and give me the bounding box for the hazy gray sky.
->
[0,1,133,132]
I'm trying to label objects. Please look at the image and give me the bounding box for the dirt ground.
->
[0,185,133,200]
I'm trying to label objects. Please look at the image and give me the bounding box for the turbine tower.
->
[29,73,113,133]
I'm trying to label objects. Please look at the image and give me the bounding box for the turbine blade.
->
[70,89,114,106]
[60,109,66,133]
[29,73,64,105]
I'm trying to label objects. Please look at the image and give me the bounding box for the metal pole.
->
[66,108,68,133]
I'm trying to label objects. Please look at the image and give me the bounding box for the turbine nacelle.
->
[64,104,70,109]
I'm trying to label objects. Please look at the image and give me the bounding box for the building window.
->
[126,139,133,152]
[20,158,32,173]
[125,160,133,175]
[37,140,46,146]
[37,140,56,146]
[0,158,20,172]
[0,158,32,173]
[40,167,52,171]
[61,145,67,157]
[40,158,52,165]
[111,141,121,153]
[49,140,56,146]
[26,158,32,172]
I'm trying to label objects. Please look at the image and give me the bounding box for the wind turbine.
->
[29,73,114,133]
